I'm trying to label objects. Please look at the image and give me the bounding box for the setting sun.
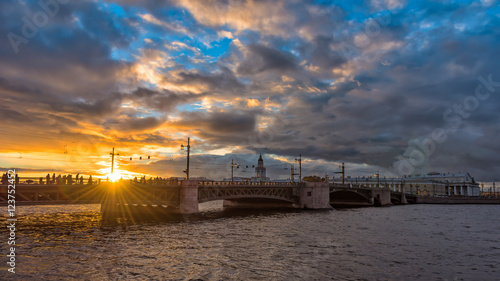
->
[107,173,121,182]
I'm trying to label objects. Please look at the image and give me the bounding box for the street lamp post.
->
[334,162,345,185]
[341,162,345,185]
[290,165,298,183]
[110,147,119,175]
[230,159,238,183]
[295,154,302,183]
[180,137,190,180]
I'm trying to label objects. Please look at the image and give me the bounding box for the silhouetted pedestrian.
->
[46,173,51,184]
[88,175,93,185]
[15,174,19,184]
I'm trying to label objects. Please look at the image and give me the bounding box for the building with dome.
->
[251,154,270,182]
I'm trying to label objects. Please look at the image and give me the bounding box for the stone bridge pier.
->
[372,189,392,206]
[296,182,332,209]
[179,180,199,214]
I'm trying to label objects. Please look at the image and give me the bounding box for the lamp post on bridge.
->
[230,159,238,183]
[110,147,119,175]
[334,162,345,185]
[180,137,190,180]
[290,165,295,183]
[295,154,302,183]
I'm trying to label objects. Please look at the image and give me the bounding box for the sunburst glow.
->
[107,172,122,182]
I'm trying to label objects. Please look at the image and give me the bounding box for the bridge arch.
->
[197,186,295,204]
[330,190,372,203]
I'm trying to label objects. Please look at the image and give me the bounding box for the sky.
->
[0,0,499,183]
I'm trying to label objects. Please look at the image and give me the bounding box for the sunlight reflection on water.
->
[1,204,499,280]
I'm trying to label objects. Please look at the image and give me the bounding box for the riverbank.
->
[417,196,500,204]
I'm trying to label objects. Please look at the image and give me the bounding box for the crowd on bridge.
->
[132,176,179,185]
[1,173,19,185]
[0,173,95,185]
[0,172,181,186]
[43,173,93,185]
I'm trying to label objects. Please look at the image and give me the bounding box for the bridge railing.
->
[198,181,297,187]
[330,183,374,190]
[2,177,299,187]
[0,176,182,186]
[0,176,98,185]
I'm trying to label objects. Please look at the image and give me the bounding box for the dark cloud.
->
[178,111,256,135]
[116,116,165,131]
[129,87,199,112]
[308,36,346,70]
[176,66,245,94]
[237,44,298,75]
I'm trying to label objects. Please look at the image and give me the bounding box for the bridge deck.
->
[0,182,301,207]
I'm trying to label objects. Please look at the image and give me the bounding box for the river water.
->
[1,203,499,280]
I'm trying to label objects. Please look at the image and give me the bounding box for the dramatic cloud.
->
[1,0,499,183]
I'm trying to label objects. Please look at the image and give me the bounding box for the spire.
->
[258,153,263,161]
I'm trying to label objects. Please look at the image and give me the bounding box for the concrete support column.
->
[372,189,392,206]
[467,185,470,196]
[298,182,332,209]
[179,180,199,214]
[460,186,464,196]
[400,193,407,204]
[454,186,457,195]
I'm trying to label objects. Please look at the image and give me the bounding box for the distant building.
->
[222,177,251,182]
[329,172,480,197]
[250,154,270,182]
[189,176,213,181]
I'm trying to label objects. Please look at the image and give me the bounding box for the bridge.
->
[1,177,424,217]
[0,179,332,216]
[329,184,417,207]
